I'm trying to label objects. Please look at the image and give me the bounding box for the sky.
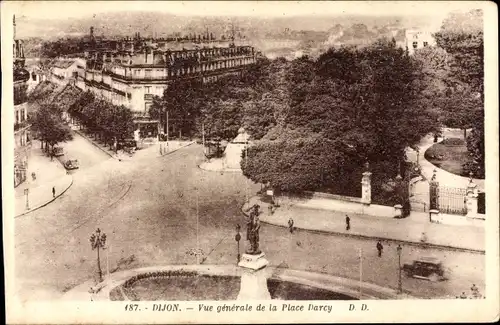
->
[5,1,483,20]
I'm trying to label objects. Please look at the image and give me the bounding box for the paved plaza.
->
[14,134,485,302]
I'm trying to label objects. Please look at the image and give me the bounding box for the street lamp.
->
[90,228,107,283]
[24,188,30,210]
[235,224,241,263]
[397,244,403,294]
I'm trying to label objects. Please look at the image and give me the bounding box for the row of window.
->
[412,41,429,49]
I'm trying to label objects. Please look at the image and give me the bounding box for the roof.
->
[232,131,250,143]
[416,257,442,264]
[52,60,76,69]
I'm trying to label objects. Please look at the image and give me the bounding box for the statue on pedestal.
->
[245,204,261,255]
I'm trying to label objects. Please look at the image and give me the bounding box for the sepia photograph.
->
[2,1,498,323]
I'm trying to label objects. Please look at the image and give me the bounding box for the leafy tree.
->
[30,103,73,155]
[200,97,243,142]
[242,39,440,195]
[149,79,203,138]
[464,125,485,178]
[434,9,484,175]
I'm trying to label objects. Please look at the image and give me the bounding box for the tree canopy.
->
[69,90,135,144]
[242,39,440,195]
[434,9,484,177]
[30,103,73,151]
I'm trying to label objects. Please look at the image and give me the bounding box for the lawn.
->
[114,275,241,301]
[424,138,474,177]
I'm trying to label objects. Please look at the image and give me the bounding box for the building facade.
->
[405,30,436,55]
[50,59,81,86]
[13,16,31,187]
[78,31,256,139]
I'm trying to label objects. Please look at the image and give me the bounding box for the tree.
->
[30,103,73,155]
[200,98,243,142]
[434,9,484,175]
[150,79,203,138]
[242,39,440,195]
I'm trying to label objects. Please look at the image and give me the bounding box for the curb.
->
[156,141,195,159]
[197,163,242,173]
[240,203,485,255]
[64,264,404,301]
[15,176,74,218]
[73,129,117,159]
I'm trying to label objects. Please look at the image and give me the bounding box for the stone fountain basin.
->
[100,265,399,301]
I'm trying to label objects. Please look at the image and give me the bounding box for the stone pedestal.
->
[429,209,441,224]
[237,268,271,300]
[361,171,372,205]
[466,181,479,219]
[238,252,269,270]
[237,253,271,300]
[394,204,403,218]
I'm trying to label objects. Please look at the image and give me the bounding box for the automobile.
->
[402,257,446,282]
[52,147,64,157]
[64,159,79,170]
[117,138,137,150]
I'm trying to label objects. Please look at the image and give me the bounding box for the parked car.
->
[64,159,79,170]
[402,257,446,282]
[52,147,64,157]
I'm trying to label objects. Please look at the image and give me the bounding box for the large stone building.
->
[78,29,256,139]
[13,15,31,187]
[405,29,436,55]
[50,59,81,86]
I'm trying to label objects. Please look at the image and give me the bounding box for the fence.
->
[478,191,485,214]
[436,186,468,216]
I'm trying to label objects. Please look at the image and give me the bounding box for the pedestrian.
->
[376,241,384,257]
[471,284,480,298]
[52,186,55,198]
[345,215,350,231]
[288,218,294,234]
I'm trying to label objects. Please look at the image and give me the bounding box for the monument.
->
[223,127,250,170]
[237,204,271,300]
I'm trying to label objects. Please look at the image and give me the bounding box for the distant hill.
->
[15,11,447,60]
[15,11,442,39]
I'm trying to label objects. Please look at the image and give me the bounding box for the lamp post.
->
[358,248,363,299]
[90,228,106,283]
[24,188,30,210]
[397,244,403,294]
[235,224,241,263]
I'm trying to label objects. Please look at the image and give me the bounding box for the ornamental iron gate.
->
[430,184,467,216]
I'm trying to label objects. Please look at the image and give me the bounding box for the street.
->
[57,131,112,171]
[14,142,485,302]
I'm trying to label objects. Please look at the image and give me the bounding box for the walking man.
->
[288,218,294,234]
[52,186,56,198]
[376,241,383,257]
[345,215,350,231]
[471,284,480,298]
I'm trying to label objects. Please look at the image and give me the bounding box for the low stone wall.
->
[431,212,485,226]
[278,191,396,218]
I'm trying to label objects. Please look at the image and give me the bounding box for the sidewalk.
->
[72,126,194,161]
[15,141,73,217]
[63,265,403,301]
[406,129,484,190]
[246,196,485,253]
[199,157,242,172]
